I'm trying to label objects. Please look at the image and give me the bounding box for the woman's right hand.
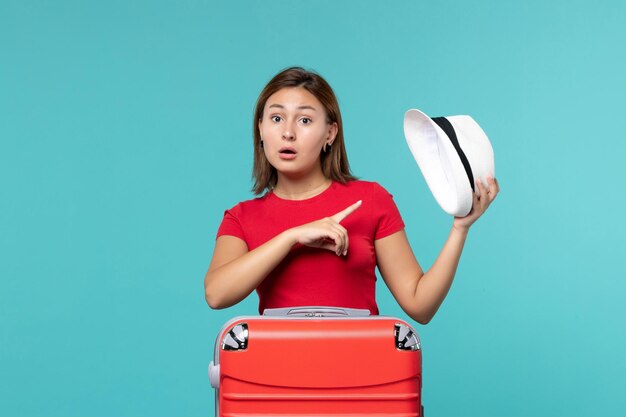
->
[288,200,362,256]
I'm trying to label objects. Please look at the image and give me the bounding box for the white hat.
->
[403,109,495,217]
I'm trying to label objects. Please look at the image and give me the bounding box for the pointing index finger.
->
[331,200,362,223]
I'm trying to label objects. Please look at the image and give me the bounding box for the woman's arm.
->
[376,177,499,324]
[204,200,362,309]
[204,233,295,309]
[376,227,467,324]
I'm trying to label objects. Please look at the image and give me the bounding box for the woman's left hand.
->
[453,176,500,232]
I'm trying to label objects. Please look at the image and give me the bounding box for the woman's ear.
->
[327,122,338,145]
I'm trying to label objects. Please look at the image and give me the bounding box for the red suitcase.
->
[209,306,423,416]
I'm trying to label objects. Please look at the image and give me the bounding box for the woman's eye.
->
[271,116,281,123]
[301,118,311,124]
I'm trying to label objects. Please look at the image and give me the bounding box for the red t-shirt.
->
[216,180,405,315]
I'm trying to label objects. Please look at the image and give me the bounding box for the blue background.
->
[2,1,625,416]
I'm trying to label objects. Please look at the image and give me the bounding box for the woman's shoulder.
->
[225,193,271,214]
[338,180,400,212]
[339,179,393,195]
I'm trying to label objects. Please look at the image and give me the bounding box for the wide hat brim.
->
[403,109,495,217]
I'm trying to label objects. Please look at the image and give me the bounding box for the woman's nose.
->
[283,122,296,140]
[282,123,295,140]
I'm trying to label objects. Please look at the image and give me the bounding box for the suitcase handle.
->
[262,306,371,317]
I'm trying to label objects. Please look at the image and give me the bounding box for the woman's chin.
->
[275,166,319,180]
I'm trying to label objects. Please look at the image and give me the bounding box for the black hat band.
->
[431,117,475,193]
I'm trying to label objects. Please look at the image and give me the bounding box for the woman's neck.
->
[273,174,332,201]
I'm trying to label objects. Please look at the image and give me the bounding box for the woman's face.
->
[258,87,337,179]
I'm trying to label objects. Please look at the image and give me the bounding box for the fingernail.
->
[343,250,347,256]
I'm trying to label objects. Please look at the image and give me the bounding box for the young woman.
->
[204,67,499,324]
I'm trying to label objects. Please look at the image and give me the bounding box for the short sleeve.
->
[372,183,405,240]
[216,206,246,242]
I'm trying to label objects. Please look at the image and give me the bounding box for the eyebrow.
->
[268,104,317,111]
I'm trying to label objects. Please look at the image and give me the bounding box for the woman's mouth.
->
[279,148,297,160]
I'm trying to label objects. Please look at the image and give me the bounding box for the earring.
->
[324,143,332,153]
[260,140,264,148]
